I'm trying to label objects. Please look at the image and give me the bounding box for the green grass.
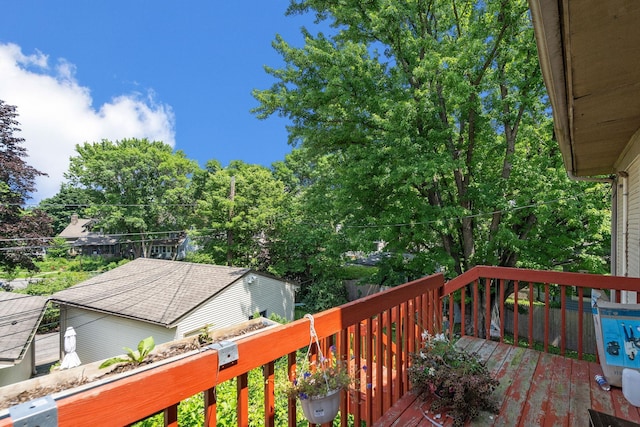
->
[336,264,378,280]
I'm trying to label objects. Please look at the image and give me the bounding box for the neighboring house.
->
[147,232,191,260]
[57,214,120,257]
[57,214,96,243]
[0,293,47,387]
[58,214,191,260]
[529,1,640,300]
[58,214,108,257]
[50,258,296,365]
[72,234,122,258]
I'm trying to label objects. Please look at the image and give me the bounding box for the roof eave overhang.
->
[51,299,173,328]
[528,0,575,175]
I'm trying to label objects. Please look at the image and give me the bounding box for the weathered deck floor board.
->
[373,336,640,426]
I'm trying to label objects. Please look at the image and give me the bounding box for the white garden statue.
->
[60,326,81,369]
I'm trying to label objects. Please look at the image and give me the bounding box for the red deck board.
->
[612,389,640,424]
[472,339,519,425]
[494,346,540,426]
[568,358,591,426]
[518,351,553,425]
[589,362,616,415]
[374,337,640,426]
[372,392,420,426]
[543,353,572,426]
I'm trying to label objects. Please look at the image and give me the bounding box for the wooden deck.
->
[374,336,640,426]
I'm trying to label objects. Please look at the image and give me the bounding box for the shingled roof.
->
[58,214,95,240]
[50,258,250,327]
[0,293,47,364]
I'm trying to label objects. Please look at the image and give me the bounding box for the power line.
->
[4,202,198,208]
[0,194,609,253]
[341,197,573,229]
[0,228,223,251]
[0,229,195,243]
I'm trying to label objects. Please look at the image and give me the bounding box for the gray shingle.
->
[50,258,249,326]
[0,293,47,362]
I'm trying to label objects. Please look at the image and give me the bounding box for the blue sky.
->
[0,2,321,202]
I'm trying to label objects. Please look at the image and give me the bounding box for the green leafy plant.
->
[197,324,212,345]
[99,336,155,369]
[408,333,499,427]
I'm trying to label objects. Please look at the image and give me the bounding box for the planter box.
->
[0,317,279,414]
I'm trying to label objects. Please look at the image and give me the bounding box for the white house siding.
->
[627,159,640,279]
[0,345,34,387]
[615,179,622,275]
[615,128,640,302]
[175,275,295,338]
[60,306,176,365]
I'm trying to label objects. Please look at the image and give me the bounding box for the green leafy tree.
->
[191,160,288,268]
[46,236,72,259]
[267,149,350,311]
[0,100,52,273]
[253,1,612,324]
[254,0,610,281]
[65,138,198,258]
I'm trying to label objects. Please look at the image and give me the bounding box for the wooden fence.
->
[502,305,597,354]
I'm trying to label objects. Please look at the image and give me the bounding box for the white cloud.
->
[0,43,175,203]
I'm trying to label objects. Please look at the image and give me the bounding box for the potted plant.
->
[285,350,353,424]
[408,332,499,427]
[284,314,355,424]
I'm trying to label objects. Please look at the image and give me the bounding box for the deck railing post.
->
[485,278,492,340]
[401,302,410,393]
[448,294,454,340]
[460,287,466,337]
[204,387,217,426]
[473,280,479,337]
[164,404,178,427]
[544,283,550,352]
[263,362,275,427]
[560,285,566,356]
[365,318,374,425]
[528,282,534,348]
[237,373,249,426]
[287,352,297,426]
[513,281,519,345]
[352,319,362,426]
[578,286,584,359]
[499,278,505,342]
[338,329,349,427]
[383,309,393,414]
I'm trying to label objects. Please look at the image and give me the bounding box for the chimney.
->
[71,213,78,225]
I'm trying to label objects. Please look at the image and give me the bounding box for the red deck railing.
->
[444,266,640,359]
[0,273,444,427]
[2,266,640,426]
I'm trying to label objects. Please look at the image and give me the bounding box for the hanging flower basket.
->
[285,314,354,424]
[299,388,341,424]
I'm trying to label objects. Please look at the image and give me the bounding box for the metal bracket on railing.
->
[9,395,57,427]
[207,340,239,369]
